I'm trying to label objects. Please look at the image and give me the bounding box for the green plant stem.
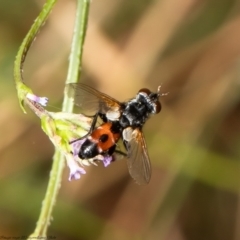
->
[13,0,90,236]
[62,0,90,111]
[14,0,57,82]
[14,0,58,113]
[26,0,90,237]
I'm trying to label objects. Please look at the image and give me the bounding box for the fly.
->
[66,83,167,184]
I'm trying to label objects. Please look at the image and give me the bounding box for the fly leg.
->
[98,112,108,123]
[69,113,99,144]
[114,149,127,157]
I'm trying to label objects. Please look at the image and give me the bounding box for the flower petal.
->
[102,155,112,167]
[70,138,85,156]
[66,154,86,181]
[26,93,48,106]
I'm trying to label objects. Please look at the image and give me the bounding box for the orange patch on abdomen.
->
[91,122,120,152]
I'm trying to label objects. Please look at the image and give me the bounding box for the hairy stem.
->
[23,0,90,237]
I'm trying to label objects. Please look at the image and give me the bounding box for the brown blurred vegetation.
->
[1,0,240,239]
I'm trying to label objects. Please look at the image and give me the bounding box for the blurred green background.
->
[1,0,240,239]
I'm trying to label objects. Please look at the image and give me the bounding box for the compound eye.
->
[155,101,161,114]
[138,88,151,95]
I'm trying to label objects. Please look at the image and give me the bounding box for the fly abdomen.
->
[99,134,108,142]
[79,139,99,159]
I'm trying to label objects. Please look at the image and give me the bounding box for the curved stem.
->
[14,0,58,113]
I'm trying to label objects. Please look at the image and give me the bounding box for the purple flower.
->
[70,138,85,157]
[102,155,112,167]
[26,93,48,106]
[66,154,86,181]
[67,138,115,181]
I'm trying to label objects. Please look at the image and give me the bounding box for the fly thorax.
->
[120,97,150,128]
[137,92,157,114]
[119,115,129,128]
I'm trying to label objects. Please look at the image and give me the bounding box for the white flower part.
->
[78,156,99,166]
[81,159,91,166]
[66,154,86,181]
[88,158,98,166]
[26,93,48,106]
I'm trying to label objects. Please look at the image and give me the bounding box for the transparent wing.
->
[112,148,127,162]
[111,152,126,162]
[125,129,152,184]
[66,83,121,116]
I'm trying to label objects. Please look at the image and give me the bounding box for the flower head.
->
[26,93,48,106]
